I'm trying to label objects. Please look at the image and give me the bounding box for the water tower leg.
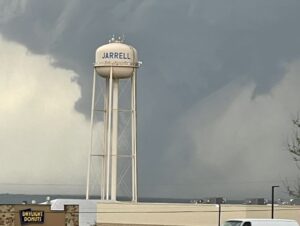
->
[101,78,109,200]
[106,67,113,200]
[131,70,138,202]
[86,70,97,200]
[111,79,119,201]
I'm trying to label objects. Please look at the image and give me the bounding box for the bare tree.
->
[288,117,300,163]
[284,115,300,197]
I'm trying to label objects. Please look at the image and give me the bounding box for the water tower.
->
[86,36,141,202]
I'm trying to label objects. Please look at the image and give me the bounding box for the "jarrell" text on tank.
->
[102,52,131,59]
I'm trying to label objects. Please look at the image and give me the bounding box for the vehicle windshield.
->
[223,221,243,226]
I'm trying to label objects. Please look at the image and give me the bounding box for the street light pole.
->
[218,203,221,226]
[271,185,279,219]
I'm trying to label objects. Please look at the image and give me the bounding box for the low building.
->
[0,203,78,226]
[97,202,300,226]
[51,199,98,226]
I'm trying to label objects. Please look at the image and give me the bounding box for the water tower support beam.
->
[86,70,97,200]
[111,79,119,201]
[131,70,138,202]
[106,67,113,200]
[101,78,109,200]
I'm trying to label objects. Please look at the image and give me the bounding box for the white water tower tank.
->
[95,38,138,78]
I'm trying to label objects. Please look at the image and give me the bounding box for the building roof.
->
[50,199,99,226]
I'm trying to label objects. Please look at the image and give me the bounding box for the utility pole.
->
[271,185,279,219]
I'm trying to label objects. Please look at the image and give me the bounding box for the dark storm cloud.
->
[2,0,300,198]
[2,1,300,108]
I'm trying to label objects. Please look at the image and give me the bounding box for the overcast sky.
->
[1,0,300,200]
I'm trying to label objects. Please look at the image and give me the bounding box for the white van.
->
[223,219,299,226]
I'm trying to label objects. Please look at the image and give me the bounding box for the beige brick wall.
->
[97,202,300,226]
